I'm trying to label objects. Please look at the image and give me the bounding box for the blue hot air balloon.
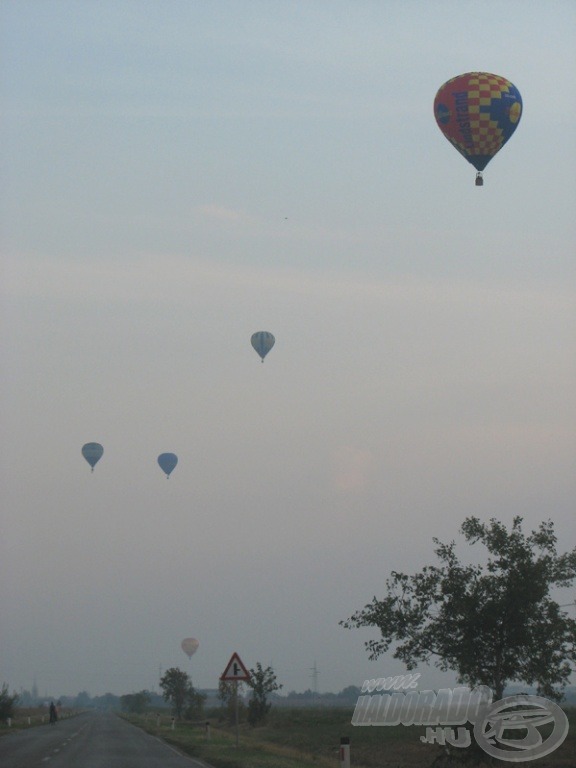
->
[251,331,275,362]
[158,452,178,478]
[82,442,103,472]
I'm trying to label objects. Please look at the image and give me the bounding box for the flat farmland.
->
[126,706,576,768]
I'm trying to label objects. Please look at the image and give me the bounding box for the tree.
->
[74,690,92,708]
[184,688,206,720]
[160,668,191,718]
[246,663,282,726]
[218,680,245,725]
[93,692,120,711]
[159,667,202,719]
[16,689,36,707]
[341,517,576,701]
[0,683,19,721]
[120,690,151,714]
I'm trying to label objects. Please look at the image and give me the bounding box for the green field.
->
[126,706,576,768]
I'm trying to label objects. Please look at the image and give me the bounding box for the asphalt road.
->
[0,711,210,768]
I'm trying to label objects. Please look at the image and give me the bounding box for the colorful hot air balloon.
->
[181,638,199,659]
[82,442,103,472]
[251,331,275,362]
[433,72,522,185]
[158,452,178,478]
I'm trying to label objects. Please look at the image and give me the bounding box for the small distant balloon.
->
[82,442,103,472]
[181,638,199,659]
[251,331,275,362]
[158,452,178,478]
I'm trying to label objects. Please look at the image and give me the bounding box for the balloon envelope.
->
[181,638,199,658]
[251,331,275,361]
[82,442,103,471]
[158,453,178,478]
[434,72,522,172]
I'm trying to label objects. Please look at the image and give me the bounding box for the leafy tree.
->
[184,688,206,720]
[218,679,245,725]
[246,663,282,726]
[93,692,120,711]
[218,680,238,725]
[160,668,191,718]
[217,679,235,706]
[159,667,202,719]
[16,689,36,707]
[341,517,576,700]
[74,690,92,708]
[120,690,151,714]
[0,683,19,721]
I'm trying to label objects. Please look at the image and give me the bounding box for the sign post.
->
[220,652,251,748]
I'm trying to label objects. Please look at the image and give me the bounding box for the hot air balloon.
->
[181,638,199,659]
[433,72,522,185]
[251,331,275,362]
[82,442,103,472]
[158,453,178,478]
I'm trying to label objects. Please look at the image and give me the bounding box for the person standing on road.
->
[49,702,58,724]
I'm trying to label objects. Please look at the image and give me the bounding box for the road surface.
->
[0,711,210,767]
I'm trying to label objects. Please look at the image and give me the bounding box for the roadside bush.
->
[0,683,19,721]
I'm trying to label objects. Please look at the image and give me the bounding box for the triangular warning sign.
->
[220,652,251,682]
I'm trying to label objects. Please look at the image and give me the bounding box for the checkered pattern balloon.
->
[434,72,522,173]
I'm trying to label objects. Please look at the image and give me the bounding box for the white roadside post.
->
[340,736,351,768]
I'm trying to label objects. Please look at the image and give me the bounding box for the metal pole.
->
[234,681,239,748]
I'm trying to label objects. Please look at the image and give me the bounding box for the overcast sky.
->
[1,1,575,699]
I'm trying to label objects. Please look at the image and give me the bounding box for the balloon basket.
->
[475,172,483,186]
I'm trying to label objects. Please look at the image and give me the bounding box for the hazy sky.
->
[1,1,575,699]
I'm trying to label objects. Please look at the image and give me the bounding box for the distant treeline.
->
[14,684,576,712]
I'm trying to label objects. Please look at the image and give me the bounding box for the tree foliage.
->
[0,683,19,721]
[120,690,151,714]
[218,679,245,724]
[341,517,576,700]
[246,662,282,726]
[184,687,206,720]
[160,667,192,718]
[159,668,205,719]
[75,690,91,708]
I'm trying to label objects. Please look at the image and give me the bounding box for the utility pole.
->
[310,662,319,701]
